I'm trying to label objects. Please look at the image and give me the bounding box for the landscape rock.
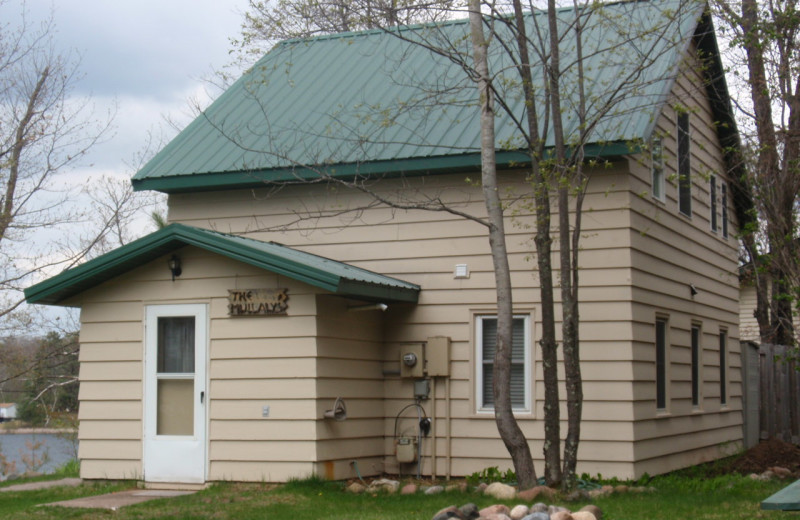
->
[565,489,590,501]
[367,478,400,494]
[484,482,517,500]
[459,503,480,519]
[432,505,465,520]
[579,504,603,520]
[520,513,549,520]
[571,512,596,520]
[479,504,510,517]
[447,482,469,493]
[346,482,365,494]
[550,512,574,520]
[770,466,792,478]
[600,485,614,495]
[509,504,529,520]
[530,503,548,513]
[588,489,608,498]
[518,485,556,502]
[475,483,489,493]
[483,514,512,520]
[401,483,418,495]
[548,505,569,514]
[613,484,629,494]
[425,485,445,495]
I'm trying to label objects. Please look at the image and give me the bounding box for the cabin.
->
[0,403,17,422]
[25,0,748,485]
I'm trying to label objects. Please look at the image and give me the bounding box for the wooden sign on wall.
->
[228,288,289,316]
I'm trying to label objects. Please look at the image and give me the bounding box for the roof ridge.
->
[274,0,663,47]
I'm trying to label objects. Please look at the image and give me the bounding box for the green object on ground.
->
[762,479,800,510]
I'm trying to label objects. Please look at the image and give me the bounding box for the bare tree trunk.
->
[560,2,587,491]
[506,0,560,489]
[468,0,537,490]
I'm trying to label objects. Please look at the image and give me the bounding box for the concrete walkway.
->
[44,489,196,510]
[0,478,196,510]
[0,478,83,492]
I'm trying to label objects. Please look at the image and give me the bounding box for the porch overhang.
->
[24,223,420,306]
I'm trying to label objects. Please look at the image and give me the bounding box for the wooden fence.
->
[757,343,800,443]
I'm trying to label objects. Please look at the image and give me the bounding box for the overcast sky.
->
[8,0,250,179]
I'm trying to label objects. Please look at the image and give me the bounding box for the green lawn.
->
[1,474,800,519]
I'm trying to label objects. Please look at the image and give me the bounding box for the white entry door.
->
[143,304,207,483]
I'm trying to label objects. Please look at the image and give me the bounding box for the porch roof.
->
[24,223,420,306]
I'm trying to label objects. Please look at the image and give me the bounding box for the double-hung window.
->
[651,138,665,201]
[710,175,718,232]
[691,324,701,407]
[678,112,692,217]
[719,330,728,405]
[476,315,531,412]
[721,183,729,238]
[656,318,668,410]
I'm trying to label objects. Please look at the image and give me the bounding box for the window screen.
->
[480,317,527,409]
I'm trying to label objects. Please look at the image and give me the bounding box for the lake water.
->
[0,433,77,478]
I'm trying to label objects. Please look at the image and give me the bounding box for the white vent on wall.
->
[454,264,470,279]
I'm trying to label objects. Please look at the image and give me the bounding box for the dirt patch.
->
[726,438,800,475]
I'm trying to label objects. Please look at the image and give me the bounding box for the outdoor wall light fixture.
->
[347,303,388,312]
[168,255,182,281]
[689,283,698,297]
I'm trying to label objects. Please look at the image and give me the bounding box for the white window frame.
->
[475,314,532,414]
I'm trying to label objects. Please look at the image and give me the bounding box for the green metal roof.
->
[24,224,420,306]
[132,0,715,193]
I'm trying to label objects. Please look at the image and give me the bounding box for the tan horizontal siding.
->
[210,440,317,461]
[208,461,315,482]
[79,420,141,440]
[315,295,385,470]
[210,399,316,420]
[81,459,142,481]
[79,401,141,421]
[80,342,141,362]
[78,440,140,460]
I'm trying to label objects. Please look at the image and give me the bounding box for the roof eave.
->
[133,143,636,194]
[24,224,420,306]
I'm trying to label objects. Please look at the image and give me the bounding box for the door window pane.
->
[158,317,195,373]
[157,379,194,435]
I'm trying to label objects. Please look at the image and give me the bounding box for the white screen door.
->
[144,304,207,483]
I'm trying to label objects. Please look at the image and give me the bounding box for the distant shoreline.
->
[0,428,76,434]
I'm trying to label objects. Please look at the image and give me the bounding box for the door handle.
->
[200,391,205,404]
